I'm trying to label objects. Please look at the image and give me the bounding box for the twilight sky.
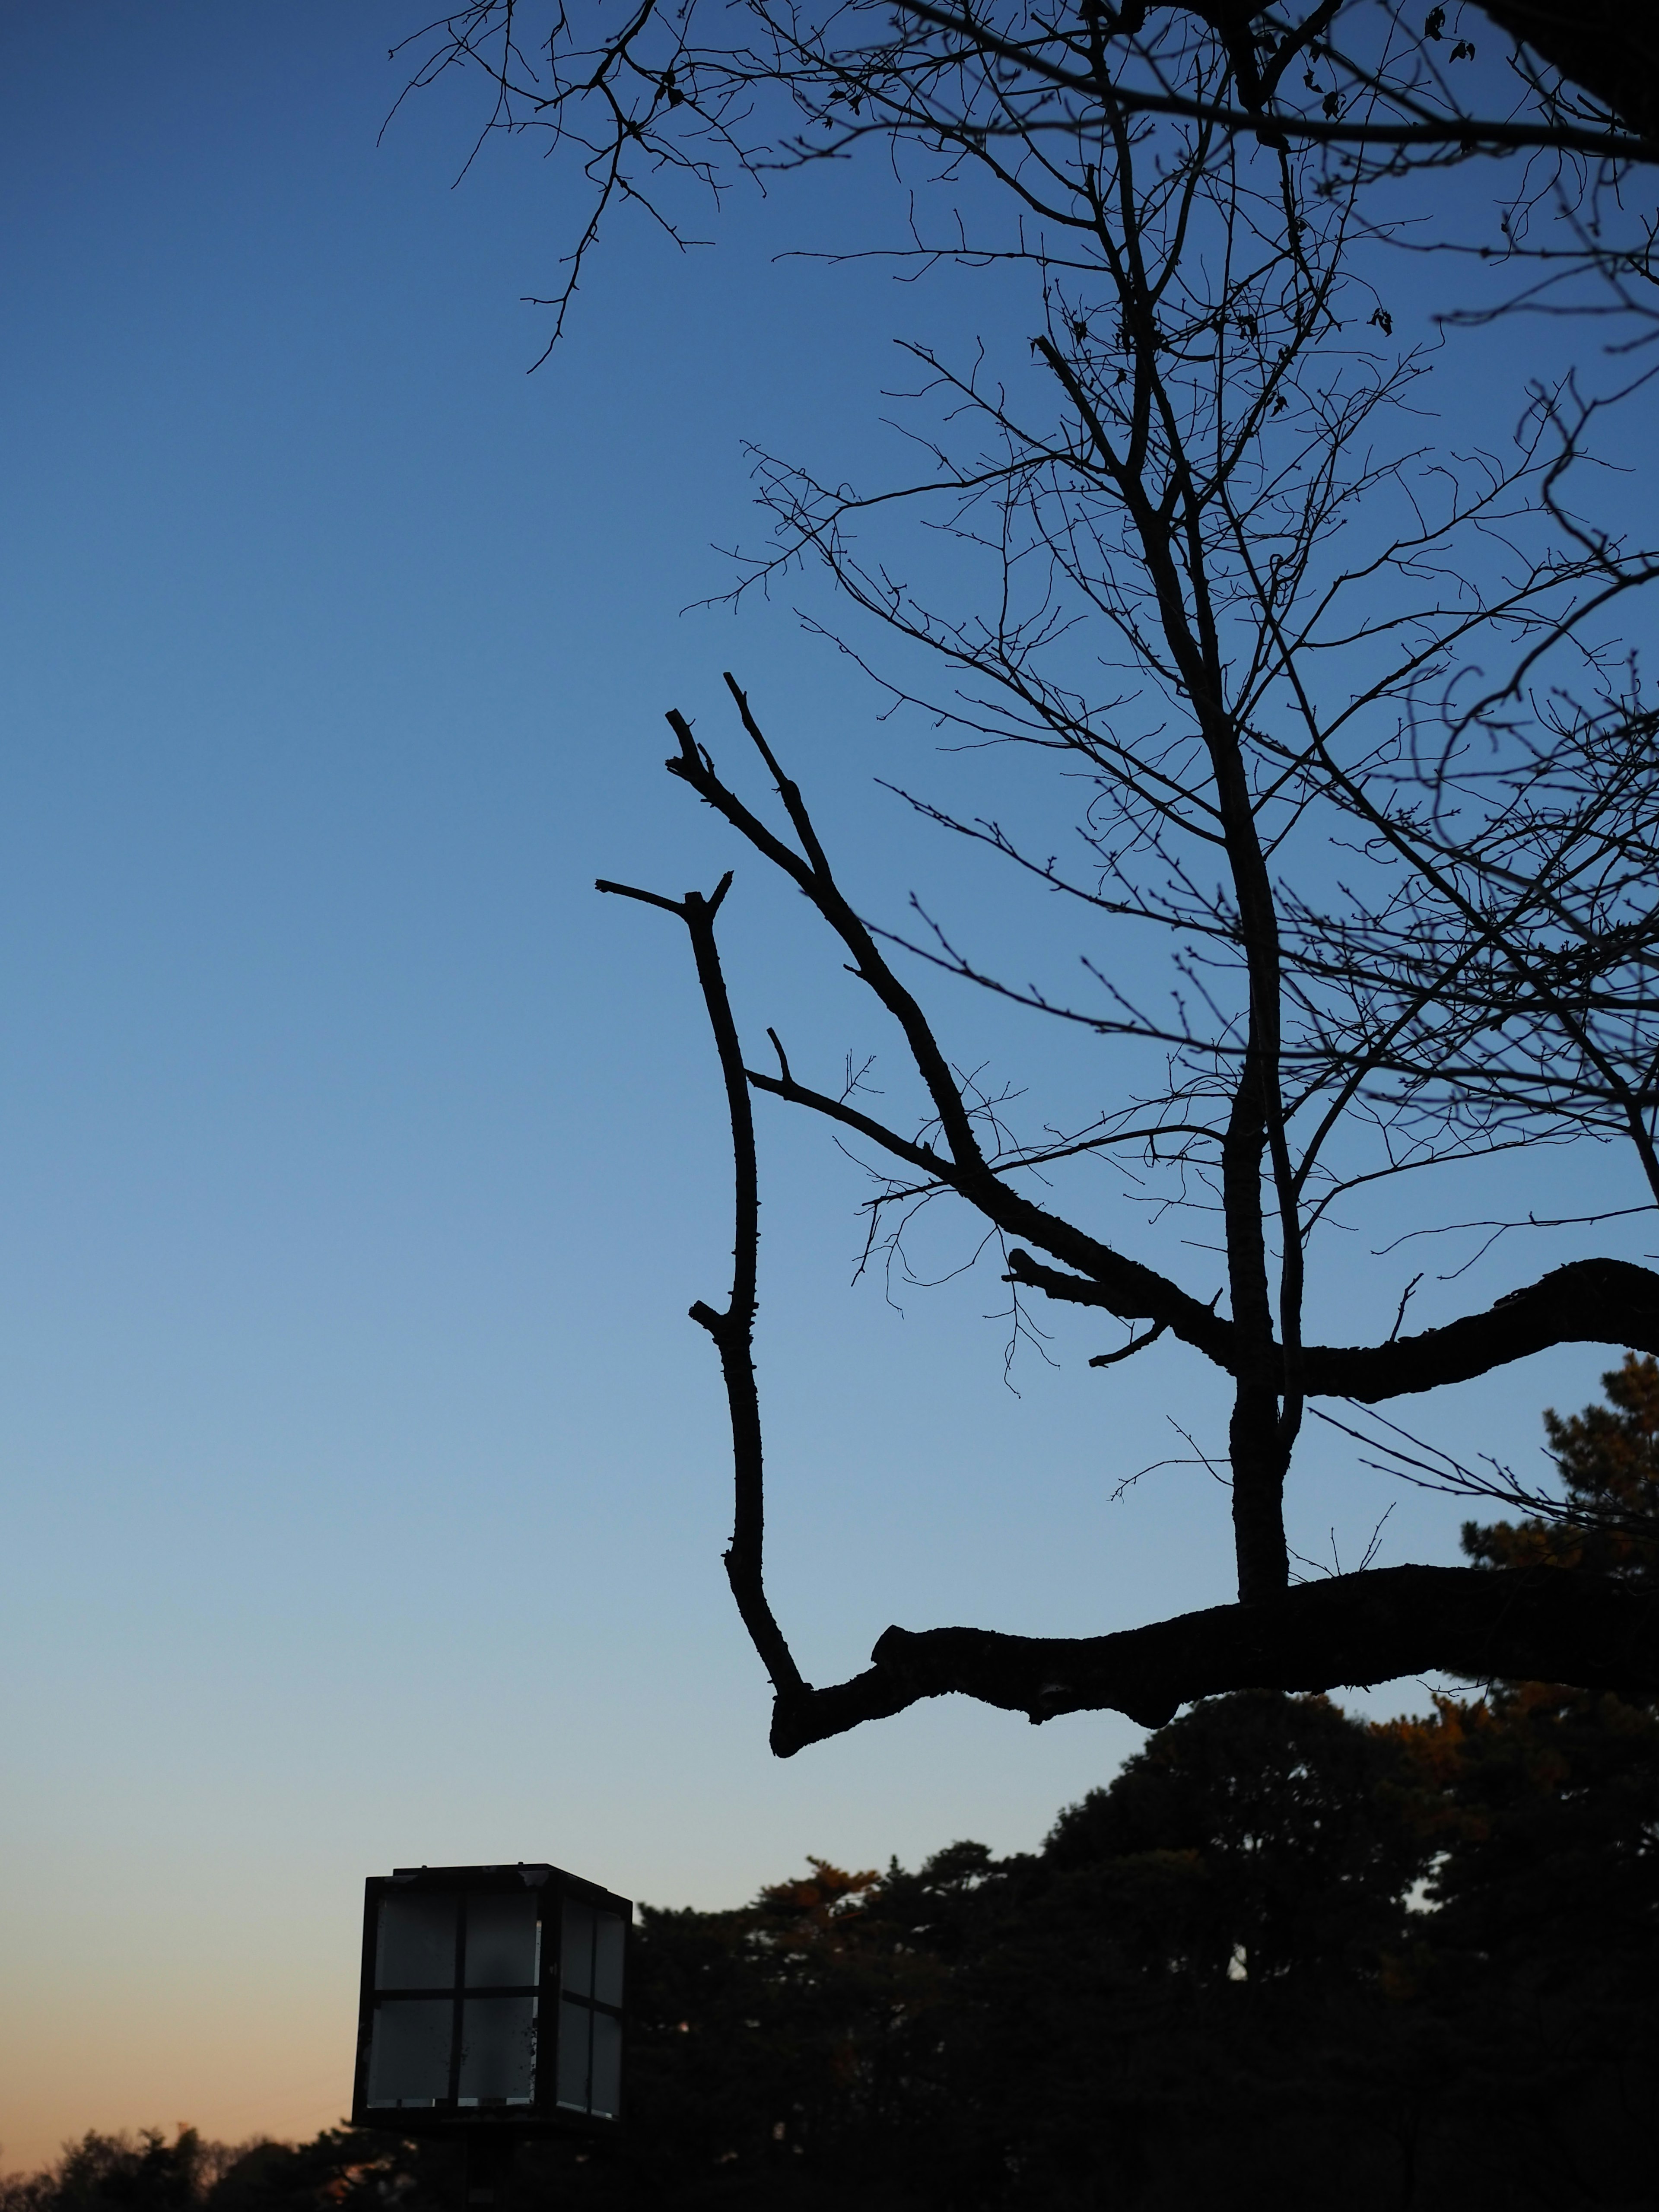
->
[0,1,1650,2171]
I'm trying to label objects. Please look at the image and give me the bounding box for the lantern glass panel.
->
[377,1894,457,1990]
[590,2011,623,2119]
[593,1913,624,2008]
[556,1999,589,2112]
[367,1998,453,2106]
[559,1898,593,1997]
[464,1893,538,1987]
[458,1996,537,2102]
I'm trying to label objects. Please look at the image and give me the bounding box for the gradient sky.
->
[1,1,1651,2173]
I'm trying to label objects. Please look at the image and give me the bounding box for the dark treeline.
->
[11,1367,1659,2212]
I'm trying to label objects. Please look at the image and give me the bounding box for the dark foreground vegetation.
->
[11,1368,1658,2211]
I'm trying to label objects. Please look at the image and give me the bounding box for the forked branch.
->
[595,865,805,1701]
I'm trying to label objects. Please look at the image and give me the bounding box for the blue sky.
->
[0,0,1651,2168]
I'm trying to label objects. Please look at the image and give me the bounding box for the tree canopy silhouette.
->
[13,1366,1658,2205]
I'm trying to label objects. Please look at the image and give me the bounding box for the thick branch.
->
[1009,1251,1659,1401]
[1305,1258,1659,1400]
[767,1563,1659,1753]
[1479,0,1659,142]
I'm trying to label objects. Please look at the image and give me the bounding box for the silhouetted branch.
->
[1009,1250,1659,1401]
[597,866,805,1700]
[1088,1319,1169,1368]
[896,0,1659,160]
[767,1563,1659,1752]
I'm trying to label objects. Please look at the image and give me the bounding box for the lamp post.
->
[351,1862,629,2203]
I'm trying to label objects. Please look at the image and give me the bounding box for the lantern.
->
[350,1862,629,2138]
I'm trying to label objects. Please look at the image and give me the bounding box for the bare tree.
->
[404,0,1659,1750]
[391,0,1659,360]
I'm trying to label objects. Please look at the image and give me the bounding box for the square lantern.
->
[350,1863,629,2135]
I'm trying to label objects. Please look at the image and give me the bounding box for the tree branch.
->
[767,1563,1659,1754]
[666,688,1246,1364]
[1305,1258,1659,1400]
[596,868,806,1700]
[1008,1251,1659,1401]
[1478,0,1659,141]
[895,0,1659,161]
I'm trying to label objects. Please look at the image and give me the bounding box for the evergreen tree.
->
[1464,1352,1659,1581]
[1381,1358,1659,2208]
